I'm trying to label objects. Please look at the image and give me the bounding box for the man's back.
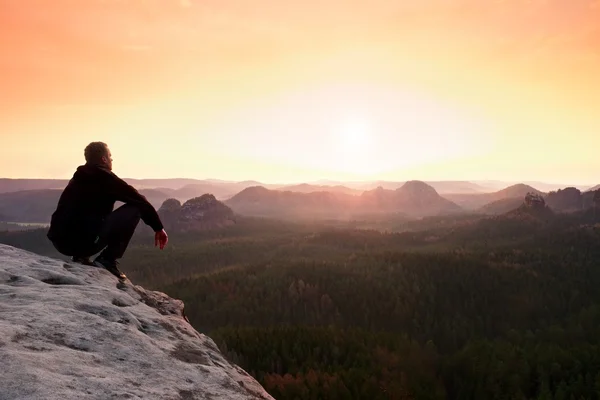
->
[50,164,117,233]
[48,163,162,243]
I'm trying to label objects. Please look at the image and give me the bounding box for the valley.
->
[2,195,600,399]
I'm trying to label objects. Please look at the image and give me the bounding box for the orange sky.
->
[1,0,599,184]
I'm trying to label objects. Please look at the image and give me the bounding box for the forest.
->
[2,208,600,399]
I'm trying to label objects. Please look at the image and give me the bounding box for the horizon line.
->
[0,176,596,188]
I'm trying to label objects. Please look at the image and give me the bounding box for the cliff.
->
[0,244,273,400]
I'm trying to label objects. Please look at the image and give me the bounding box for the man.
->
[47,142,168,279]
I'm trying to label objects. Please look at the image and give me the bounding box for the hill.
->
[360,181,461,216]
[422,180,489,194]
[167,181,277,201]
[395,180,462,215]
[157,195,236,232]
[445,183,544,210]
[225,186,357,219]
[0,178,278,197]
[0,189,62,223]
[338,180,489,194]
[477,197,524,215]
[0,179,68,194]
[226,181,461,219]
[0,244,273,400]
[545,187,585,212]
[274,183,362,196]
[586,184,600,192]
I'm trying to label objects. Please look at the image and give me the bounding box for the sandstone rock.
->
[158,194,235,232]
[524,192,546,208]
[0,244,273,400]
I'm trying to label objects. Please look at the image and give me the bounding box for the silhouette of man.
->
[47,142,168,279]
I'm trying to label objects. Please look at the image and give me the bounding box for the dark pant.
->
[52,204,141,260]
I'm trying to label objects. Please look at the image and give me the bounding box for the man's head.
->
[84,142,112,170]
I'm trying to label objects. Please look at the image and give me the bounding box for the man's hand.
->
[155,229,168,250]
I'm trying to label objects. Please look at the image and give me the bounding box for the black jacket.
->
[47,164,163,244]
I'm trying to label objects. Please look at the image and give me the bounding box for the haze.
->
[1,0,599,185]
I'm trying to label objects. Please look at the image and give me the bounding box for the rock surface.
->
[0,244,273,400]
[158,194,236,232]
[524,192,546,209]
[545,187,584,212]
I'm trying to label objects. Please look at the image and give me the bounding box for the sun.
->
[335,116,372,153]
[329,115,380,176]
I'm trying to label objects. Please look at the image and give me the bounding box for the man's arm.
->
[103,172,164,232]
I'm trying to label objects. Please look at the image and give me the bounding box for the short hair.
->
[84,142,109,164]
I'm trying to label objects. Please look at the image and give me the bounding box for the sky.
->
[1,0,599,184]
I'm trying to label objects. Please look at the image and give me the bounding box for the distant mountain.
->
[0,189,62,223]
[226,181,461,219]
[445,184,544,210]
[0,179,68,194]
[477,197,524,215]
[544,187,597,212]
[503,194,554,222]
[225,187,357,219]
[475,187,600,215]
[0,178,211,193]
[472,180,585,193]
[0,188,169,224]
[137,189,171,209]
[274,184,363,196]
[586,185,600,192]
[496,184,544,199]
[421,181,489,194]
[338,180,489,194]
[393,181,462,216]
[520,181,589,193]
[170,183,239,201]
[0,178,277,197]
[157,195,235,232]
[122,178,209,190]
[166,181,283,201]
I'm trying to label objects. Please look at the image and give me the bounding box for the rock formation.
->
[503,192,554,221]
[0,244,273,400]
[524,192,546,209]
[545,187,583,212]
[158,194,235,232]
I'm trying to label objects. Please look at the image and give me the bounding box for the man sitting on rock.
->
[47,141,169,279]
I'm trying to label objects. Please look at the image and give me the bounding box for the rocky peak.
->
[180,194,231,219]
[159,198,182,212]
[0,244,273,400]
[508,192,554,221]
[524,192,546,209]
[158,194,235,231]
[546,187,583,212]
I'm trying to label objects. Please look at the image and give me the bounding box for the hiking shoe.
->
[71,256,95,266]
[93,257,126,280]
